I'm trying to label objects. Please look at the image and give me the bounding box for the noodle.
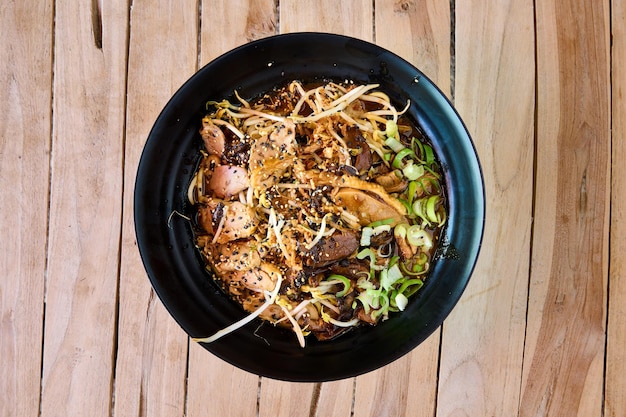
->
[190,80,447,346]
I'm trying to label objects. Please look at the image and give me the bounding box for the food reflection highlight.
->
[189,80,447,347]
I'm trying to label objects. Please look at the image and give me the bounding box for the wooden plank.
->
[0,1,53,416]
[187,343,260,417]
[606,2,626,415]
[520,1,610,416]
[436,0,535,415]
[113,0,198,416]
[185,2,276,416]
[352,2,450,416]
[258,382,322,417]
[253,2,374,416]
[280,0,372,37]
[199,0,277,65]
[354,353,440,417]
[39,0,128,415]
[315,380,354,417]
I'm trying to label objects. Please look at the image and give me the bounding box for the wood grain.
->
[185,2,277,416]
[113,0,198,416]
[0,1,53,416]
[354,352,440,417]
[258,381,317,417]
[280,0,373,37]
[606,2,626,415]
[437,0,535,415]
[38,0,128,415]
[1,1,622,416]
[521,0,610,416]
[315,380,354,416]
[187,343,259,417]
[199,0,277,65]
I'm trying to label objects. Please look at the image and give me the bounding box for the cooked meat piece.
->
[222,130,251,167]
[249,119,296,170]
[257,303,286,323]
[329,259,370,280]
[370,230,394,247]
[250,157,295,190]
[249,119,296,189]
[302,231,359,268]
[341,125,373,173]
[239,267,275,293]
[224,262,281,296]
[356,307,378,325]
[207,165,250,199]
[206,240,261,274]
[197,200,223,234]
[198,200,257,244]
[200,118,225,156]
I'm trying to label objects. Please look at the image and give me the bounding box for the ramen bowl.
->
[134,32,484,382]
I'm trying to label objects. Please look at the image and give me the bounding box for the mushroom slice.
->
[302,230,360,268]
[333,188,405,226]
[375,170,408,193]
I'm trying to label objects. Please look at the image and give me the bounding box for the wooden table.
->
[2,0,624,416]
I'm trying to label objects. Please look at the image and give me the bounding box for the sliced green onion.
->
[418,176,441,194]
[360,226,373,246]
[392,148,415,169]
[379,268,388,290]
[406,225,433,249]
[408,181,419,206]
[385,137,404,153]
[426,195,439,224]
[394,223,408,239]
[398,198,413,215]
[357,248,384,271]
[413,196,442,226]
[385,120,399,138]
[395,293,409,311]
[356,288,378,313]
[400,261,428,276]
[368,218,396,228]
[397,278,424,296]
[326,274,351,297]
[372,292,390,319]
[381,263,404,291]
[423,143,435,165]
[423,164,442,180]
[402,162,424,180]
[372,224,391,235]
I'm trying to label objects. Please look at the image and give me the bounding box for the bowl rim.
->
[134,32,485,381]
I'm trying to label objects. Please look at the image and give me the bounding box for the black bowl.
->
[134,32,484,382]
